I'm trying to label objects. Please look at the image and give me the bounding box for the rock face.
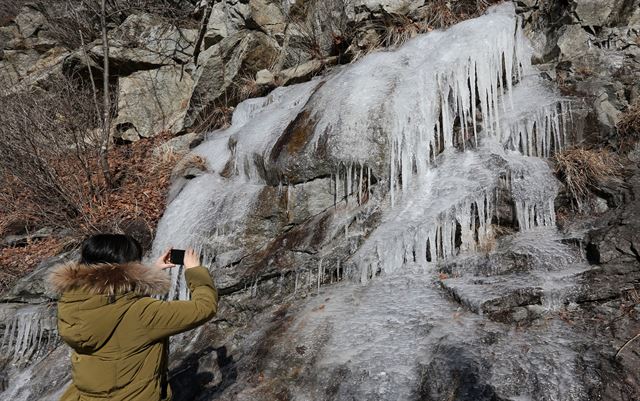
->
[113,66,195,141]
[2,1,640,401]
[520,0,640,140]
[184,30,280,129]
[91,14,199,70]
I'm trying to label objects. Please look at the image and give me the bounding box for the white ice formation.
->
[151,3,578,295]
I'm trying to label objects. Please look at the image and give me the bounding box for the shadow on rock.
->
[169,346,237,401]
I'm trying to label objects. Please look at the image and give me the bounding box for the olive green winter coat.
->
[47,261,218,401]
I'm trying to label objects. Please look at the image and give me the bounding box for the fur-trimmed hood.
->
[48,261,171,296]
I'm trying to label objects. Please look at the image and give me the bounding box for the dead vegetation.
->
[616,99,640,151]
[553,148,623,211]
[349,0,502,60]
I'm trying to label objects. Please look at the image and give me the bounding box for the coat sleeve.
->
[137,266,218,341]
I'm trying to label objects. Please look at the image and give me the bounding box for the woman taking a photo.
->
[48,234,217,401]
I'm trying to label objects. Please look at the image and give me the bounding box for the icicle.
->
[317,259,323,294]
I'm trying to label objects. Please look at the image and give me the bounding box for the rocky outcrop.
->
[184,30,280,129]
[113,66,194,141]
[520,0,640,141]
[90,14,199,70]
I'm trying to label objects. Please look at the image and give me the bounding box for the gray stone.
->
[91,14,198,69]
[0,26,21,49]
[152,132,203,159]
[14,8,46,38]
[249,0,286,36]
[354,0,423,15]
[557,25,593,60]
[573,0,632,26]
[2,227,52,247]
[0,49,40,89]
[277,58,336,86]
[1,251,76,303]
[185,31,280,128]
[113,66,195,141]
[204,0,250,48]
[255,68,274,85]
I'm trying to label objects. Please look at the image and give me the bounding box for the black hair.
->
[80,234,143,265]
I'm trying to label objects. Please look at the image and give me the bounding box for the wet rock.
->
[113,65,194,141]
[441,275,544,316]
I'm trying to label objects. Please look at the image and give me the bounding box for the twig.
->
[616,332,640,357]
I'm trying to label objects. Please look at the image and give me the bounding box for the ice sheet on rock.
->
[211,81,318,182]
[152,176,264,299]
[291,3,545,197]
[151,82,318,298]
[287,272,591,401]
[352,143,505,282]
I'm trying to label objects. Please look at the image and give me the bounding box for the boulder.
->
[184,31,280,129]
[248,0,286,36]
[277,57,336,86]
[204,0,251,48]
[255,68,275,85]
[1,250,76,304]
[91,14,199,71]
[14,7,46,38]
[557,25,593,61]
[572,0,640,26]
[113,66,195,141]
[0,49,40,90]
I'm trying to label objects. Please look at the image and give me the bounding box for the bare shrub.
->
[0,0,30,26]
[34,0,199,50]
[616,99,640,151]
[553,148,623,211]
[0,77,106,230]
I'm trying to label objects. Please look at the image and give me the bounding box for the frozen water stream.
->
[288,266,592,401]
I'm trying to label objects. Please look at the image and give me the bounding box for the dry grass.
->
[0,237,68,293]
[553,148,623,211]
[350,0,501,60]
[616,99,640,151]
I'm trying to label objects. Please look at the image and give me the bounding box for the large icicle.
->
[1,305,57,365]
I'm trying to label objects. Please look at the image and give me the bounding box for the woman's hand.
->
[184,248,201,269]
[154,248,176,270]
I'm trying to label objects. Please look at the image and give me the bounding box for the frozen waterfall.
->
[151,2,577,296]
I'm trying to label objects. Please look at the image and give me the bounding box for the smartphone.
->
[170,249,186,265]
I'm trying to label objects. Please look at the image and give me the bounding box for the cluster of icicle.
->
[1,306,58,365]
[151,3,576,295]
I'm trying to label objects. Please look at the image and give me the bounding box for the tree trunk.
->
[193,0,216,65]
[99,0,112,187]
